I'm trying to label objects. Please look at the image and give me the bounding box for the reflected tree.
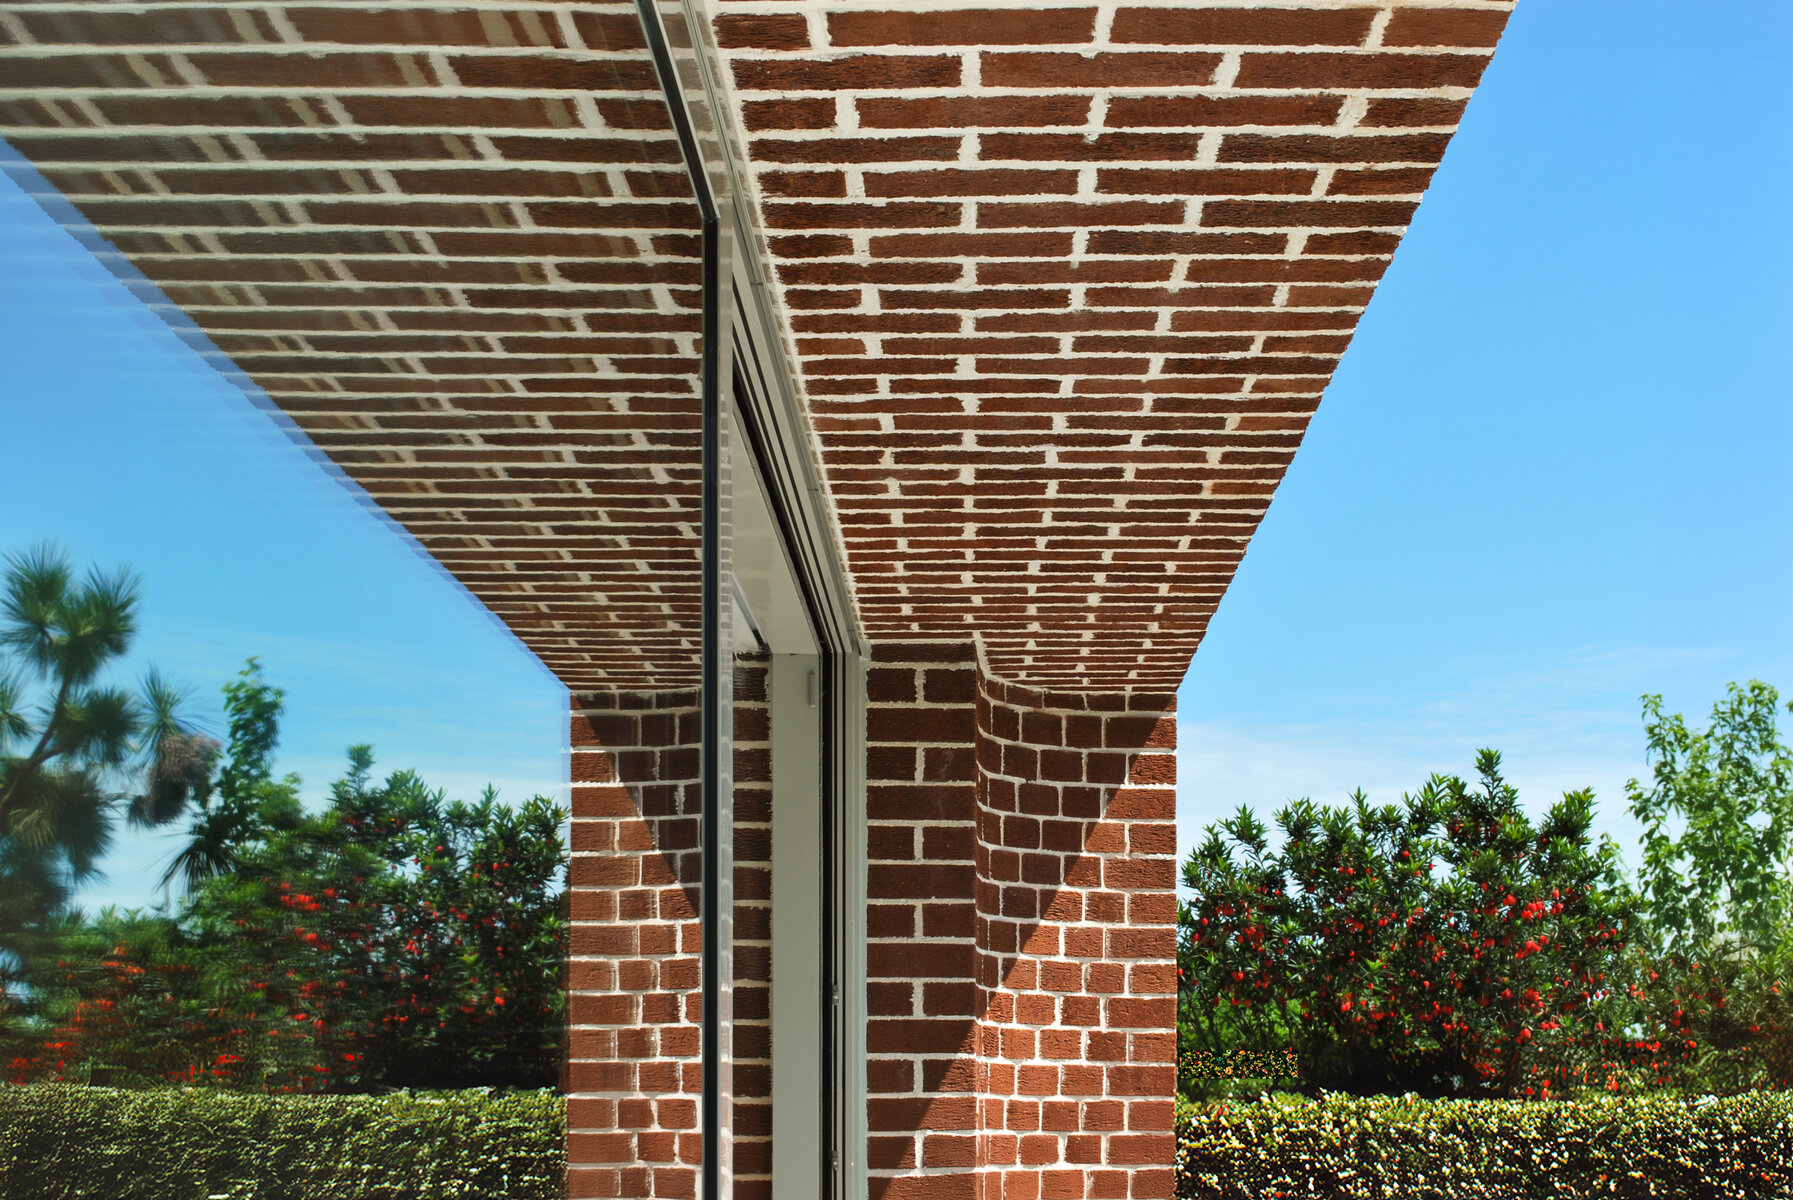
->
[0,545,212,1001]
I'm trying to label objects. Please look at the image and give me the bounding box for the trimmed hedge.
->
[1176,1091,1793,1199]
[9,1084,1790,1198]
[1181,1049,1302,1082]
[0,1085,564,1199]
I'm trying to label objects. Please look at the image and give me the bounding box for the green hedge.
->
[0,1085,565,1200]
[1177,1091,1793,1199]
[1181,1049,1302,1082]
[10,1083,1791,1199]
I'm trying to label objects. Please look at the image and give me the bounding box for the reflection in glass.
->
[2,0,705,689]
[2,1,712,1192]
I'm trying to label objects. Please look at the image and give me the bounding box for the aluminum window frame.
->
[638,0,868,1195]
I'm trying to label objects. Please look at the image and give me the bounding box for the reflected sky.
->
[2,157,570,913]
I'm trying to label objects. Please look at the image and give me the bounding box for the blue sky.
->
[3,0,1790,912]
[1176,0,1793,867]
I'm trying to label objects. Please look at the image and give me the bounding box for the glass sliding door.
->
[730,423,829,1200]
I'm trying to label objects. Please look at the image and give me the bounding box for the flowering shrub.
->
[1596,942,1793,1094]
[4,747,567,1093]
[176,747,569,1091]
[1180,751,1642,1098]
[2,914,234,1088]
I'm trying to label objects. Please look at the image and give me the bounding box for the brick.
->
[878,1176,978,1200]
[1383,9,1512,49]
[1361,96,1472,128]
[869,705,977,744]
[1104,95,1342,128]
[978,201,1182,229]
[742,97,837,132]
[1108,1133,1176,1165]
[733,55,963,92]
[1110,6,1378,47]
[713,13,810,51]
[859,96,1093,130]
[1234,50,1494,90]
[872,232,1073,259]
[1107,998,1174,1029]
[1201,199,1419,228]
[868,863,976,902]
[923,1135,980,1168]
[981,132,1204,162]
[981,51,1220,88]
[752,135,962,165]
[868,1095,978,1131]
[866,168,1081,198]
[1329,167,1438,196]
[829,8,1099,47]
[753,170,842,199]
[1222,132,1453,166]
[1106,1065,1176,1096]
[763,201,961,231]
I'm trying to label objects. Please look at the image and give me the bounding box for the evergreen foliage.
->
[5,659,568,1093]
[0,545,211,1014]
[1174,1090,1793,1199]
[0,1084,564,1199]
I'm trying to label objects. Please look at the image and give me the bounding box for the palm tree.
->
[0,545,216,980]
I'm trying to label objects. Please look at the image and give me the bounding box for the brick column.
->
[864,644,1178,1200]
[973,674,1178,1200]
[567,660,777,1200]
[865,645,983,1198]
[567,689,704,1200]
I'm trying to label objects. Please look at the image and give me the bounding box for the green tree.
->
[0,546,212,998]
[13,742,569,1093]
[1626,681,1793,961]
[1181,751,1639,1099]
[3,908,224,1087]
[162,659,297,892]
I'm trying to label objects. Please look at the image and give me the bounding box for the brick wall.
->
[733,657,775,1200]
[568,687,704,1200]
[4,0,1514,692]
[566,659,775,1200]
[865,643,1177,1200]
[0,0,711,695]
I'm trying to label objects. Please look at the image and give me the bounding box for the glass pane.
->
[1,2,704,690]
[731,447,830,1199]
[1,1,709,1192]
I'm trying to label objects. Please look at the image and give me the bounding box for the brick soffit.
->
[712,0,1514,690]
[0,0,1515,692]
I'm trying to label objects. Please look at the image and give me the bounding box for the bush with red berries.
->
[4,746,567,1093]
[1180,750,1645,1098]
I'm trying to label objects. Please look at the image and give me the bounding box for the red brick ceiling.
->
[0,1,1514,692]
[711,1,1512,688]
